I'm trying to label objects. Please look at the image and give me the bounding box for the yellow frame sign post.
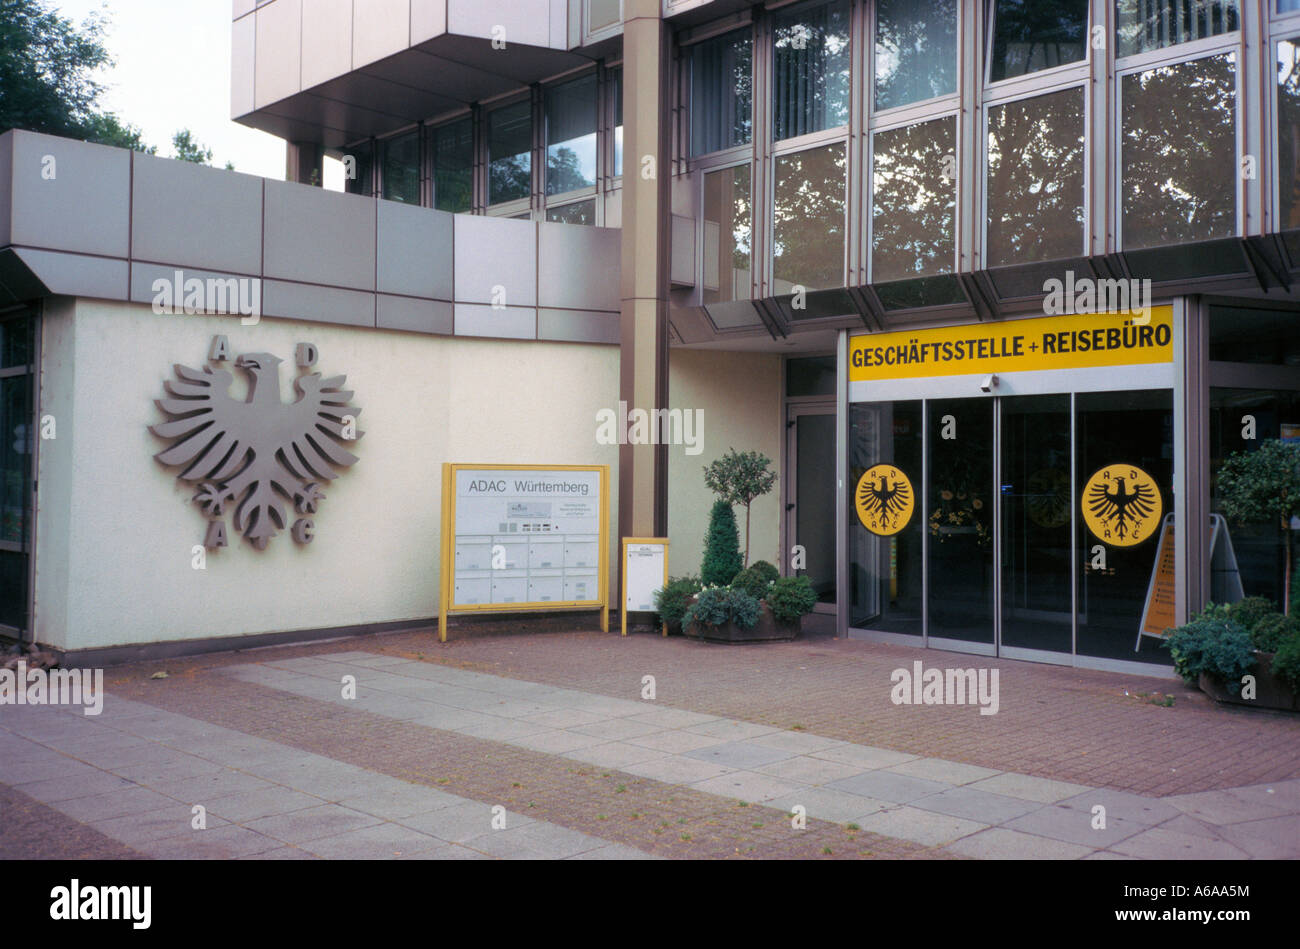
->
[621,537,669,637]
[439,464,610,642]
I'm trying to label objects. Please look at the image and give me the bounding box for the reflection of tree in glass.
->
[988,0,1087,81]
[490,155,530,205]
[986,90,1084,266]
[1122,54,1236,249]
[874,0,957,111]
[773,145,846,292]
[547,146,590,195]
[1114,0,1237,59]
[690,32,752,155]
[1278,41,1300,229]
[773,4,850,140]
[872,118,955,283]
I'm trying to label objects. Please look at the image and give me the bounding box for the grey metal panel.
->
[261,279,376,327]
[231,13,256,119]
[0,132,11,248]
[377,294,454,334]
[255,0,303,110]
[10,132,130,258]
[537,307,619,343]
[537,221,619,311]
[263,180,377,290]
[447,0,553,47]
[453,303,537,339]
[132,154,264,274]
[453,215,536,306]
[233,0,256,18]
[377,200,453,299]
[128,263,260,312]
[410,0,448,42]
[13,248,127,301]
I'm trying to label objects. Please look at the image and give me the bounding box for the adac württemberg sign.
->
[150,335,363,550]
[849,306,1173,382]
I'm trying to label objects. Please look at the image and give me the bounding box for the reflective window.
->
[1283,0,1300,11]
[589,0,621,31]
[1122,53,1236,250]
[773,144,846,292]
[773,0,850,140]
[1279,39,1300,230]
[875,0,957,111]
[343,140,374,197]
[1115,0,1238,58]
[689,29,752,156]
[381,130,420,204]
[430,118,472,213]
[613,67,624,176]
[986,88,1085,266]
[988,0,1088,82]
[546,200,596,225]
[488,101,532,205]
[872,116,956,282]
[703,164,752,304]
[546,74,597,196]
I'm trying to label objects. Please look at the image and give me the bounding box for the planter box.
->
[1198,652,1299,712]
[684,603,801,644]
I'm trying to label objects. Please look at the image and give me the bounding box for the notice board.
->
[621,537,669,637]
[1136,514,1242,650]
[439,464,609,641]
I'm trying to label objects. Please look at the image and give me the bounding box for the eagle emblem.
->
[855,464,915,536]
[1082,465,1161,547]
[150,338,362,549]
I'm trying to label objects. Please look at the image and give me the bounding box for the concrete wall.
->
[33,300,781,651]
[667,349,783,578]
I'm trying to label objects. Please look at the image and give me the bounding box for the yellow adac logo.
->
[855,464,915,536]
[1082,464,1162,546]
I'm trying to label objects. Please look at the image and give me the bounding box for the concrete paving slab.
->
[747,731,847,755]
[682,720,782,741]
[751,755,866,786]
[624,730,732,754]
[91,806,229,845]
[298,822,446,859]
[966,772,1092,804]
[396,801,533,844]
[136,825,284,859]
[519,708,608,729]
[455,718,554,742]
[568,719,665,741]
[1211,814,1300,858]
[52,785,180,823]
[243,804,383,845]
[142,770,276,803]
[765,788,890,823]
[827,770,950,805]
[683,740,794,770]
[944,827,1095,860]
[809,744,920,770]
[620,755,737,784]
[1161,788,1289,826]
[1002,804,1147,848]
[336,785,463,820]
[909,786,1043,824]
[14,769,140,804]
[855,806,988,847]
[886,758,1002,786]
[561,742,670,770]
[508,729,613,754]
[1111,826,1252,860]
[1056,789,1183,826]
[624,708,724,729]
[690,771,809,804]
[204,786,326,822]
[565,843,657,859]
[1224,779,1300,813]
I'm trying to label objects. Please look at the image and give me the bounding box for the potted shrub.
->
[701,499,743,587]
[1165,597,1300,711]
[703,449,777,567]
[681,586,762,643]
[1215,439,1300,615]
[652,575,702,636]
[681,569,817,643]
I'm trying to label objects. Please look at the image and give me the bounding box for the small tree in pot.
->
[1215,439,1300,615]
[701,499,743,587]
[703,449,777,568]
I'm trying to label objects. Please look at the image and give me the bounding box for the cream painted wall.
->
[667,349,784,579]
[33,302,784,651]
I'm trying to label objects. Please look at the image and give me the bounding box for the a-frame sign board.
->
[1136,513,1243,650]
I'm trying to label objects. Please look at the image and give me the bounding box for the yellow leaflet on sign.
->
[849,306,1173,382]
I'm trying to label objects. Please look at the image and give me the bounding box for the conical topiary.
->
[701,499,743,587]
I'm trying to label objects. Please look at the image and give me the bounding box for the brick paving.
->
[0,783,143,860]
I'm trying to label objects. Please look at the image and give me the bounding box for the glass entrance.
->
[848,388,1174,666]
[0,309,36,635]
[787,405,837,612]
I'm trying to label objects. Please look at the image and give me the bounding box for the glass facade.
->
[773,0,851,140]
[702,164,752,304]
[773,144,846,292]
[1279,38,1300,231]
[488,101,533,205]
[689,29,752,156]
[546,74,598,196]
[430,118,472,213]
[874,0,958,111]
[871,117,956,282]
[0,311,34,633]
[988,0,1088,82]
[1115,0,1239,58]
[546,200,596,225]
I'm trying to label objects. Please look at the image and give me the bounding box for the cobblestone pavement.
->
[1,627,1297,859]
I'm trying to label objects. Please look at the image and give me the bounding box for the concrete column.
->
[619,0,671,542]
[286,141,324,186]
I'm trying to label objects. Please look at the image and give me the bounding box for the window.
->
[613,67,624,177]
[875,0,957,111]
[689,29,752,156]
[1121,53,1236,250]
[773,0,850,140]
[703,164,752,304]
[488,101,532,205]
[986,88,1085,266]
[430,118,472,213]
[343,140,374,197]
[546,74,597,196]
[773,143,846,292]
[588,0,621,32]
[381,130,420,204]
[546,200,596,224]
[1279,39,1300,230]
[1115,0,1238,58]
[872,117,956,282]
[987,0,1088,82]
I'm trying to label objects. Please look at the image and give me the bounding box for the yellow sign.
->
[855,464,915,536]
[1141,518,1177,638]
[849,307,1173,382]
[1081,464,1162,546]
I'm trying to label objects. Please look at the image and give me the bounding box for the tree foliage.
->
[172,128,212,164]
[1215,439,1300,614]
[701,499,743,587]
[704,449,778,567]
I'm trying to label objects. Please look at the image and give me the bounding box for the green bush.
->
[729,566,771,600]
[1200,597,1295,652]
[683,587,760,631]
[1251,612,1298,654]
[1164,616,1258,694]
[701,500,743,587]
[749,560,780,585]
[1271,632,1300,692]
[653,575,702,629]
[765,575,818,624]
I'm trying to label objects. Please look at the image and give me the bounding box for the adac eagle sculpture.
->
[150,351,362,549]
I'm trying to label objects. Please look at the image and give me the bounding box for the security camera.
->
[980,374,998,393]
